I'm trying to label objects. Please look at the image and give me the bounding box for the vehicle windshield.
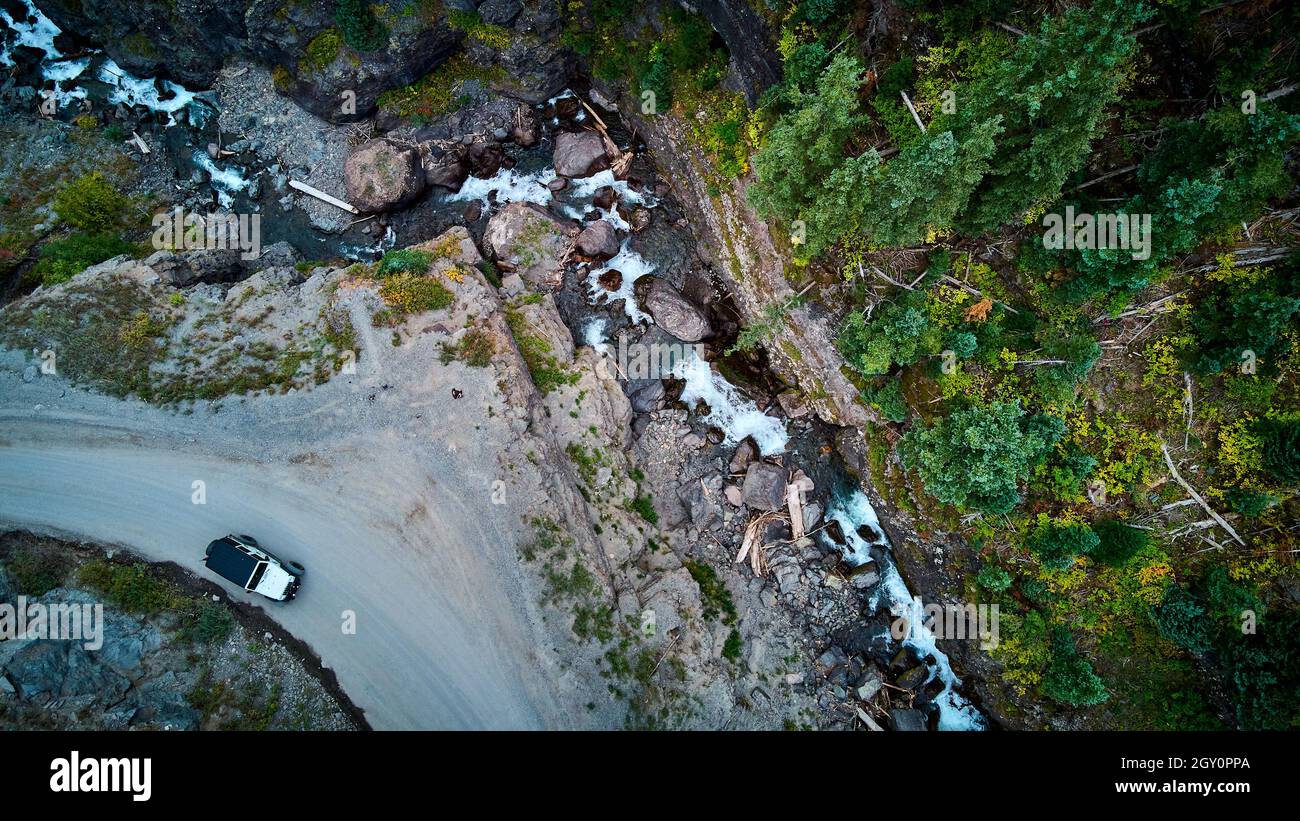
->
[247,561,268,590]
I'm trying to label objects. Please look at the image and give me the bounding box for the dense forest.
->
[563,0,1300,729]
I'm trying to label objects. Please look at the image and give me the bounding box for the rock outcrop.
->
[553,130,609,178]
[634,276,711,342]
[344,139,426,213]
[483,202,571,288]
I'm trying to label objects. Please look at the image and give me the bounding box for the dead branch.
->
[1161,443,1245,546]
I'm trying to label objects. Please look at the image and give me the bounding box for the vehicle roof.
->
[206,537,259,586]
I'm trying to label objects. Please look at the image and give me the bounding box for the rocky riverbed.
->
[0,0,994,730]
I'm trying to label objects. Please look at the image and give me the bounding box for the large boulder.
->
[635,277,712,342]
[465,141,504,178]
[553,130,609,177]
[575,220,620,260]
[483,202,570,288]
[344,139,426,213]
[741,461,787,512]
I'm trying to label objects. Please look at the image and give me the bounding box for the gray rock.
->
[344,139,426,213]
[850,567,881,590]
[855,665,884,702]
[483,202,569,288]
[896,665,930,691]
[802,501,823,532]
[729,437,756,474]
[723,485,743,507]
[890,708,928,732]
[130,672,199,730]
[465,141,504,178]
[5,641,130,704]
[553,130,609,177]
[627,379,665,413]
[426,158,469,192]
[777,390,810,418]
[22,365,36,383]
[742,461,787,511]
[635,277,712,343]
[775,563,801,595]
[575,220,621,259]
[243,240,300,273]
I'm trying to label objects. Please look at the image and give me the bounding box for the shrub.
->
[631,494,658,525]
[862,379,908,423]
[76,560,184,615]
[1258,419,1300,484]
[378,273,453,315]
[301,28,343,73]
[1033,333,1102,402]
[53,172,127,233]
[684,559,737,624]
[1090,519,1149,566]
[334,0,388,52]
[33,233,134,286]
[1188,267,1300,376]
[1225,488,1277,518]
[1062,105,1300,298]
[1152,584,1213,654]
[722,628,743,661]
[838,288,942,376]
[897,401,1063,513]
[976,563,1013,594]
[1026,519,1098,570]
[376,248,435,277]
[784,43,828,91]
[6,549,69,596]
[181,600,235,645]
[1041,629,1108,706]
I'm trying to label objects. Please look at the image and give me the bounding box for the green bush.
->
[722,628,743,661]
[1026,520,1099,570]
[33,232,134,286]
[334,0,388,53]
[376,248,435,277]
[1215,605,1300,730]
[631,494,658,525]
[1033,333,1102,402]
[839,293,942,376]
[1091,519,1149,566]
[53,172,127,233]
[897,402,1063,514]
[379,272,453,315]
[1152,584,1213,654]
[1225,488,1277,518]
[1189,265,1300,376]
[1062,105,1300,298]
[1042,629,1108,706]
[181,600,235,645]
[976,563,1013,594]
[862,378,909,423]
[1258,418,1300,484]
[5,549,69,596]
[784,43,828,91]
[76,560,184,616]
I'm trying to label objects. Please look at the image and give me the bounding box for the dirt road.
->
[0,375,573,729]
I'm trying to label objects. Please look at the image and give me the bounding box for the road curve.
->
[0,414,567,730]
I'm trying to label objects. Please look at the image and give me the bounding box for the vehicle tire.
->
[285,560,305,577]
[238,534,259,547]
